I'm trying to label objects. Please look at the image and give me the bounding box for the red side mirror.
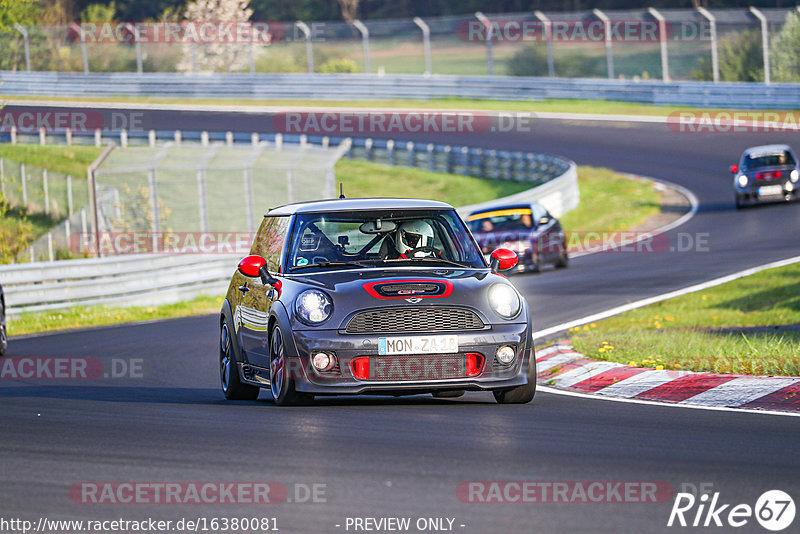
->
[730,164,738,174]
[238,255,266,277]
[490,248,518,272]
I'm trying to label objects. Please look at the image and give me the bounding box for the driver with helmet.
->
[382,220,436,259]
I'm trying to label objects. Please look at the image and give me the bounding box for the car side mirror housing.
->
[538,216,550,226]
[238,255,266,277]
[258,264,279,287]
[490,248,518,273]
[730,164,738,173]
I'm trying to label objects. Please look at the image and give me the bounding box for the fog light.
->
[786,181,795,192]
[496,345,516,365]
[312,351,333,371]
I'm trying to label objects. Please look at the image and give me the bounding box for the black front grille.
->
[345,307,484,334]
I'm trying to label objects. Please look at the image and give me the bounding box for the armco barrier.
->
[2,71,800,109]
[0,254,239,316]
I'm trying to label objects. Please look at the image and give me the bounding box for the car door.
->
[236,215,290,369]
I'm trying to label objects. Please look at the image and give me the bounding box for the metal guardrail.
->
[2,72,800,109]
[0,254,239,316]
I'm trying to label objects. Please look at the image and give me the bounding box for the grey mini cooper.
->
[219,198,536,406]
[731,144,799,208]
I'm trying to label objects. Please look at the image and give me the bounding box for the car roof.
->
[267,197,454,216]
[743,144,793,156]
[469,202,542,217]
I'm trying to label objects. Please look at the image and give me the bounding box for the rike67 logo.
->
[668,489,795,531]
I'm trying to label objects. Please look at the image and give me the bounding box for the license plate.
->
[378,335,459,355]
[758,185,783,196]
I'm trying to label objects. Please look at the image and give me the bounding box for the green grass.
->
[560,168,660,232]
[334,159,531,206]
[7,295,222,337]
[7,94,798,116]
[569,262,800,376]
[0,145,102,177]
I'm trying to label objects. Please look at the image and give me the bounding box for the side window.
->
[531,204,547,224]
[251,216,290,272]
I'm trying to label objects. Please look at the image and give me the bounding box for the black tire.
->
[529,253,542,273]
[554,248,569,269]
[220,320,260,401]
[494,352,536,404]
[269,326,313,406]
[0,297,7,357]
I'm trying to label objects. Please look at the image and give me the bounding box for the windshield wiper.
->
[381,257,470,268]
[289,260,373,271]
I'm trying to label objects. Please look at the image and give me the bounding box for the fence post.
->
[94,129,102,147]
[749,7,770,84]
[21,163,27,205]
[648,8,670,82]
[124,23,143,74]
[593,9,615,79]
[174,130,182,145]
[697,8,719,83]
[387,139,395,165]
[365,138,373,161]
[47,232,54,262]
[201,131,209,146]
[148,130,156,147]
[406,141,415,166]
[444,145,452,173]
[148,168,161,235]
[67,175,73,217]
[461,146,469,175]
[275,133,283,151]
[413,17,432,75]
[475,12,494,75]
[10,126,17,145]
[534,12,555,77]
[65,218,71,253]
[43,169,49,215]
[427,143,435,171]
[120,129,128,148]
[65,128,73,146]
[296,21,314,73]
[352,20,371,73]
[69,22,90,74]
[14,24,31,72]
[226,131,234,146]
[191,42,198,73]
[39,127,46,146]
[196,167,208,233]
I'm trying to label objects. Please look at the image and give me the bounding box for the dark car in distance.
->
[731,144,799,208]
[467,202,568,273]
[220,198,536,406]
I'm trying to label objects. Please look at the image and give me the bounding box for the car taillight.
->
[351,357,369,380]
[466,353,484,377]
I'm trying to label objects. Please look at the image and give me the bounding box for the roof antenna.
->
[339,182,346,199]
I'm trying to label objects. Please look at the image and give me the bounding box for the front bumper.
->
[287,322,532,395]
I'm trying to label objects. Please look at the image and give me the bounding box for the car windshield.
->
[466,208,536,233]
[743,151,796,170]
[286,209,486,271]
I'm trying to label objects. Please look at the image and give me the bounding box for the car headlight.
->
[295,289,333,325]
[737,174,748,187]
[791,169,799,182]
[488,283,521,319]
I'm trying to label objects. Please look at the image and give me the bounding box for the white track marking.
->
[681,377,800,407]
[594,370,687,398]
[538,385,800,418]
[536,352,583,373]
[535,344,570,358]
[545,361,623,388]
[533,255,800,340]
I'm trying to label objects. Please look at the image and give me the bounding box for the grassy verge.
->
[8,295,222,337]
[0,145,102,177]
[5,95,796,117]
[569,262,800,376]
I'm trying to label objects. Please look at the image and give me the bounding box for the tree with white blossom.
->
[177,0,267,73]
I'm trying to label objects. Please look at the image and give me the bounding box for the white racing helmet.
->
[396,220,434,256]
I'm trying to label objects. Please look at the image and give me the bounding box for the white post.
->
[65,128,72,145]
[697,7,719,83]
[43,169,49,215]
[120,129,128,148]
[475,12,494,76]
[413,17,432,75]
[593,9,614,79]
[174,130,182,145]
[70,22,89,74]
[648,8,670,82]
[197,168,208,233]
[275,133,283,151]
[226,131,233,146]
[201,131,209,146]
[67,174,73,217]
[21,163,27,205]
[47,232,54,262]
[534,11,555,77]
[14,24,31,71]
[251,132,259,146]
[148,168,161,234]
[749,7,770,84]
[148,129,156,147]
[10,126,17,145]
[65,219,71,252]
[94,129,102,147]
[296,21,314,73]
[352,20,371,73]
[124,23,143,74]
[39,127,46,146]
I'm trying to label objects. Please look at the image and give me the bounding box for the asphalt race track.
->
[3,104,800,533]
